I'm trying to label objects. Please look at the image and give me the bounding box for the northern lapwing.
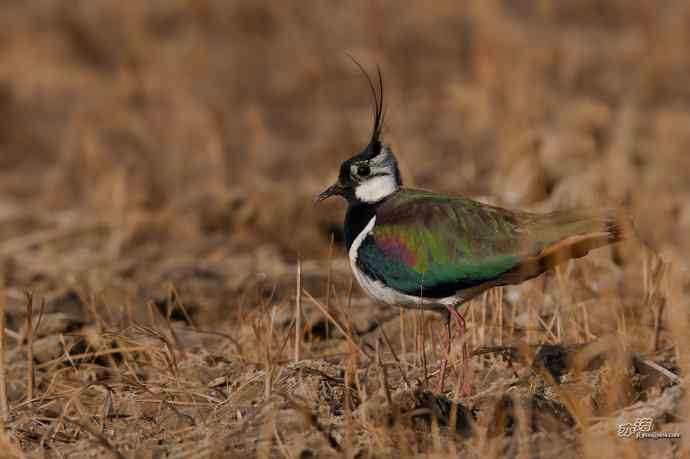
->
[316,65,627,395]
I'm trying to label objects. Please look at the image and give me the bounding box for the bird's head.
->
[316,65,402,205]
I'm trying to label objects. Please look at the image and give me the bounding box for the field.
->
[1,1,689,457]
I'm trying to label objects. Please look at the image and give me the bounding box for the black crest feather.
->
[347,55,385,154]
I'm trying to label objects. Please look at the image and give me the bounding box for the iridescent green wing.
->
[357,189,529,298]
[357,188,621,298]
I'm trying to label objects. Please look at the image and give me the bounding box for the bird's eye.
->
[357,165,371,177]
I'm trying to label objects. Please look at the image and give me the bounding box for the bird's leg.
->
[445,304,473,396]
[434,308,452,394]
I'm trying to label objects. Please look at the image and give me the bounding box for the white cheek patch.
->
[355,174,398,203]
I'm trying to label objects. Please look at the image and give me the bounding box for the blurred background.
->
[2,2,690,456]
[1,0,690,318]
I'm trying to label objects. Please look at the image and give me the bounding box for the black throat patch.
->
[344,201,377,252]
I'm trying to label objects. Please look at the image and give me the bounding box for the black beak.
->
[315,182,342,203]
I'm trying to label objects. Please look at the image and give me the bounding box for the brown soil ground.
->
[0,1,689,457]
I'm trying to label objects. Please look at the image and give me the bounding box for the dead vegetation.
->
[0,1,689,457]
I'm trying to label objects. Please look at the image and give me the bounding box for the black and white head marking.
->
[316,61,403,206]
[351,143,401,203]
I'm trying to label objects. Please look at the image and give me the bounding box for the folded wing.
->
[356,189,626,300]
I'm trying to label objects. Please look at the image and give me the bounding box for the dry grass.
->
[1,1,689,457]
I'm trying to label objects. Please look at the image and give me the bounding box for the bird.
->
[316,64,628,395]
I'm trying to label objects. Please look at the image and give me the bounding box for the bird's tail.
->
[507,208,631,282]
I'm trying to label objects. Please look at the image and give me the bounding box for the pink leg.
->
[434,312,451,394]
[441,306,472,395]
